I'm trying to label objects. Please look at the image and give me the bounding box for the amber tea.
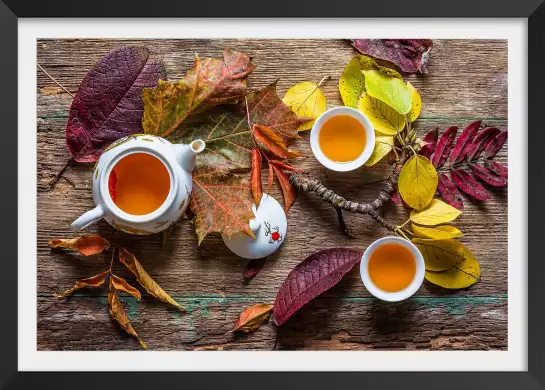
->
[318,115,367,163]
[368,242,417,292]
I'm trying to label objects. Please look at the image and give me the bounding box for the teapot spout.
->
[173,139,206,173]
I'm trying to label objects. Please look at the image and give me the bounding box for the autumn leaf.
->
[282,81,327,131]
[66,46,166,162]
[274,248,363,326]
[437,173,464,210]
[233,304,273,333]
[486,160,508,177]
[108,278,148,350]
[431,126,457,168]
[271,166,296,212]
[243,257,267,281]
[471,163,508,187]
[269,160,305,173]
[412,238,467,271]
[407,81,421,122]
[412,225,463,240]
[363,70,412,115]
[424,246,481,289]
[365,135,394,167]
[484,131,508,159]
[451,168,490,200]
[56,270,110,299]
[253,125,302,160]
[110,274,142,300]
[398,155,438,210]
[357,92,405,135]
[267,160,274,193]
[48,235,110,256]
[339,54,402,108]
[142,49,255,137]
[450,120,481,164]
[119,248,185,311]
[419,127,438,159]
[467,127,501,161]
[251,149,263,206]
[410,199,462,226]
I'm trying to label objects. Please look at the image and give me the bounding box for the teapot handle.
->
[71,205,105,231]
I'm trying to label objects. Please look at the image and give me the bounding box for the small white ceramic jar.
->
[360,236,425,302]
[310,106,375,172]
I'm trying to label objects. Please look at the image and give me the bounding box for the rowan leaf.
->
[471,163,508,187]
[233,304,273,333]
[363,70,412,115]
[486,160,508,177]
[272,165,296,212]
[407,81,421,122]
[339,54,402,108]
[108,278,147,350]
[282,81,326,131]
[253,125,302,160]
[274,248,363,326]
[352,39,433,74]
[451,168,490,200]
[357,92,405,135]
[410,199,462,226]
[56,270,110,299]
[419,127,438,159]
[412,225,463,240]
[450,120,481,164]
[48,235,110,256]
[467,127,500,161]
[398,155,438,210]
[251,149,263,206]
[119,248,185,311]
[424,244,481,289]
[142,49,255,137]
[413,238,469,271]
[484,131,508,159]
[66,46,166,162]
[437,173,464,210]
[364,135,394,167]
[110,274,142,300]
[431,126,457,168]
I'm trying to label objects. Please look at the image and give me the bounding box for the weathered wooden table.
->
[37,39,508,350]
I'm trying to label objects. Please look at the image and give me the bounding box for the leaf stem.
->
[317,75,331,88]
[37,63,74,98]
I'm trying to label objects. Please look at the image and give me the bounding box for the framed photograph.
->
[1,0,540,388]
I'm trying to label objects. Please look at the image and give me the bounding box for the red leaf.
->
[251,149,262,206]
[437,173,464,210]
[451,168,490,200]
[467,127,501,161]
[486,160,508,177]
[431,127,458,168]
[484,131,508,159]
[390,188,402,204]
[269,160,305,173]
[420,127,438,159]
[253,125,302,160]
[272,166,296,212]
[273,248,363,326]
[471,163,508,187]
[267,160,274,193]
[450,121,481,164]
[243,257,267,281]
[351,39,433,73]
[66,46,165,162]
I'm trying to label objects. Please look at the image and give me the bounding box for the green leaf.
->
[363,70,412,115]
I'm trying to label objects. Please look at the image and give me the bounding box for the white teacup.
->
[310,106,375,172]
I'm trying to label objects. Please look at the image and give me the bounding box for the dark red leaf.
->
[251,149,263,206]
[351,39,433,73]
[437,173,464,210]
[486,160,508,177]
[451,168,490,200]
[390,189,402,204]
[484,131,508,159]
[467,127,501,161]
[243,257,267,281]
[66,46,166,162]
[471,163,508,187]
[450,121,481,164]
[419,127,438,159]
[273,248,363,326]
[431,126,458,168]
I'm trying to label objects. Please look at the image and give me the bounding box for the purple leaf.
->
[438,173,464,210]
[450,120,481,164]
[243,257,267,281]
[471,163,508,187]
[484,131,508,159]
[486,160,508,177]
[420,127,439,159]
[431,127,458,168]
[451,168,490,200]
[351,39,433,73]
[467,127,501,161]
[66,46,166,162]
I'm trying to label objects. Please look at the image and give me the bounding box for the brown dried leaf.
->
[272,165,296,212]
[251,149,263,206]
[56,270,110,299]
[243,257,267,281]
[48,235,110,256]
[253,125,302,160]
[110,274,142,300]
[233,304,273,333]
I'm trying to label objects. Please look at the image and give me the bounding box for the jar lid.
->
[221,193,287,259]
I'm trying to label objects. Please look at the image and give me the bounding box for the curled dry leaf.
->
[110,274,142,300]
[56,270,110,299]
[450,120,481,164]
[412,225,463,240]
[410,199,462,226]
[398,155,438,210]
[119,248,185,311]
[269,160,305,173]
[251,149,263,206]
[484,131,508,159]
[253,125,302,160]
[412,238,468,271]
[431,126,457,168]
[243,257,267,281]
[437,173,464,210]
[273,248,363,326]
[357,92,405,135]
[407,81,422,122]
[282,81,327,131]
[451,168,490,200]
[108,278,148,350]
[467,127,500,161]
[271,165,296,212]
[420,127,438,159]
[365,135,395,167]
[233,304,274,333]
[48,235,110,256]
[267,160,274,193]
[486,160,508,177]
[363,70,412,115]
[471,163,508,187]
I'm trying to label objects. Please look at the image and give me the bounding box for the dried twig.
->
[37,63,74,98]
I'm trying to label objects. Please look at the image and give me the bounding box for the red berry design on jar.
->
[271,231,280,241]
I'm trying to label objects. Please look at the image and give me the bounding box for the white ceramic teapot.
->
[71,134,205,235]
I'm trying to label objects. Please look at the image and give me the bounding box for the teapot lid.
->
[221,193,287,259]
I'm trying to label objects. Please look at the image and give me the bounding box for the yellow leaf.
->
[412,238,467,271]
[424,245,481,289]
[357,92,405,135]
[363,70,412,115]
[412,224,464,239]
[410,199,462,226]
[111,274,142,300]
[365,135,394,167]
[407,81,422,122]
[56,270,110,299]
[233,304,273,333]
[282,82,326,132]
[398,155,438,210]
[119,248,185,311]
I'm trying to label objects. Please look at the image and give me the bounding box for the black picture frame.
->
[1,0,539,388]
